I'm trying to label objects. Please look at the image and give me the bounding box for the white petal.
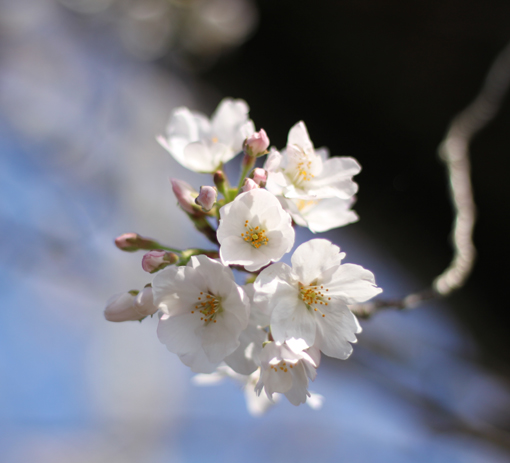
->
[264,149,283,172]
[307,157,361,199]
[179,349,220,373]
[217,195,251,242]
[192,255,234,298]
[284,363,310,406]
[287,121,314,155]
[220,235,262,267]
[224,324,265,375]
[165,107,202,141]
[153,266,203,315]
[183,142,218,172]
[201,316,242,363]
[157,312,203,355]
[291,239,342,284]
[254,262,295,314]
[313,303,361,359]
[271,298,317,348]
[212,98,250,145]
[326,263,383,303]
[300,197,359,233]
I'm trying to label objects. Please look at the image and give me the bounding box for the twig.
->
[352,41,510,318]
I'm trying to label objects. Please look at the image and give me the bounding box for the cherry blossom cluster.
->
[105,98,382,413]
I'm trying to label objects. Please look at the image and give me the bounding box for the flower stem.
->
[237,154,256,189]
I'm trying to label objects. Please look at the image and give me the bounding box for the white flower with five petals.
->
[157,98,255,173]
[264,121,361,200]
[217,188,295,272]
[255,338,321,406]
[153,255,250,373]
[254,239,382,359]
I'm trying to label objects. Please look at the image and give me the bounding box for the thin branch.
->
[352,41,510,318]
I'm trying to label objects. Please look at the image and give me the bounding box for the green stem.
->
[189,215,219,245]
[179,248,220,265]
[157,245,183,253]
[237,153,256,189]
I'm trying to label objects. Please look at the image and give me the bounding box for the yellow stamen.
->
[241,222,269,248]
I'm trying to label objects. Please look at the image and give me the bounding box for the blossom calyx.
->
[115,233,160,252]
[142,250,178,273]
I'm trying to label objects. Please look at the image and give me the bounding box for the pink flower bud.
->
[142,250,178,273]
[115,233,159,252]
[241,178,259,192]
[170,178,202,216]
[195,186,217,211]
[244,129,270,157]
[134,287,158,317]
[252,168,267,187]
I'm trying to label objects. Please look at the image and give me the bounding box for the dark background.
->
[167,0,510,367]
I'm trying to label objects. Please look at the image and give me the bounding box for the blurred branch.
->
[352,41,510,318]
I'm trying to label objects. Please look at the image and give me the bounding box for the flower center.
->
[296,159,314,181]
[296,199,319,212]
[270,361,293,374]
[192,292,222,324]
[241,221,269,248]
[299,283,331,317]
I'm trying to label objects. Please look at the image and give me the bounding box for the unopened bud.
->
[104,288,158,322]
[243,129,270,158]
[142,250,178,273]
[241,178,259,192]
[170,178,202,216]
[213,170,226,192]
[115,233,159,252]
[195,186,217,211]
[134,286,158,317]
[251,168,267,187]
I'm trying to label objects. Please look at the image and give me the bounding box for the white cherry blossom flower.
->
[157,98,255,173]
[280,196,358,233]
[264,121,361,200]
[217,188,295,272]
[254,239,382,359]
[255,338,320,406]
[153,255,250,373]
